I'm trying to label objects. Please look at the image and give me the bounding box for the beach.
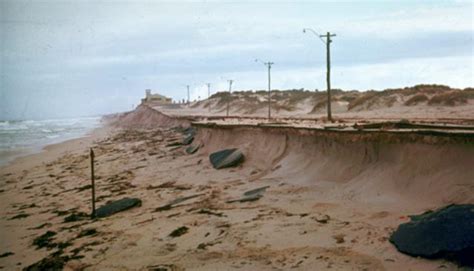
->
[1,107,472,270]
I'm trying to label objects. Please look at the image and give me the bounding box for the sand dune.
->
[154,85,474,121]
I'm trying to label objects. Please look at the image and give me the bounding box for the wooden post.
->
[267,63,271,120]
[226,80,233,117]
[207,83,211,112]
[320,32,336,122]
[90,148,96,218]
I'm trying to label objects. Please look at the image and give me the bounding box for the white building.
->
[142,89,172,104]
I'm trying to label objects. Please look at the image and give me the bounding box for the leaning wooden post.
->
[90,148,96,218]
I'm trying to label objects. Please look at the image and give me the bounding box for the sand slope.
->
[1,105,473,270]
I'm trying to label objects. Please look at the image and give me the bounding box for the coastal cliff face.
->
[194,125,474,206]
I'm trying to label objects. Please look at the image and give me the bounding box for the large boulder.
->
[209,148,244,169]
[186,145,199,154]
[390,204,474,267]
[95,198,142,218]
[183,134,194,145]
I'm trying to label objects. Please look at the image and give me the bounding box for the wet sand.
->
[0,124,466,270]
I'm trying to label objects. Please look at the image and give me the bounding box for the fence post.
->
[90,148,96,218]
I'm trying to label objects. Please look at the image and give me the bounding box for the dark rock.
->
[169,226,188,237]
[209,148,244,169]
[166,141,183,147]
[182,126,196,136]
[185,145,199,154]
[95,198,142,218]
[183,134,194,145]
[390,204,474,267]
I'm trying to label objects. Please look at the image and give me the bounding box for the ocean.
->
[0,116,101,166]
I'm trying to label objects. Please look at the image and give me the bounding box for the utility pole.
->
[320,32,336,121]
[303,28,336,122]
[226,80,233,117]
[186,85,190,106]
[265,62,274,119]
[206,83,211,112]
[256,59,274,119]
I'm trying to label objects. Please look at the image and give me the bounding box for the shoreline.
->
[0,125,111,173]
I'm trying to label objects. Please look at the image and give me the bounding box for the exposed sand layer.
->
[1,113,473,270]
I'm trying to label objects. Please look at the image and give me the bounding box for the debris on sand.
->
[63,212,89,223]
[169,226,189,238]
[243,186,269,197]
[227,186,269,203]
[185,145,199,154]
[28,223,52,230]
[33,231,57,249]
[23,254,68,271]
[77,228,98,238]
[154,194,203,212]
[9,213,30,220]
[147,264,180,271]
[209,148,244,169]
[390,204,474,267]
[313,214,331,224]
[333,234,345,244]
[196,208,225,217]
[0,252,14,258]
[95,198,142,218]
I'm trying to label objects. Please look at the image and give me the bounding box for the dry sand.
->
[1,108,473,270]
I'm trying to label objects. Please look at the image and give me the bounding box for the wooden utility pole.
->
[266,62,274,120]
[90,148,96,218]
[320,32,336,122]
[186,85,190,106]
[206,83,211,112]
[226,80,233,117]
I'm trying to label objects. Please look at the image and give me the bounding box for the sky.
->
[1,0,473,120]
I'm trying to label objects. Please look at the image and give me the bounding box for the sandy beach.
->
[1,106,473,270]
[3,0,473,269]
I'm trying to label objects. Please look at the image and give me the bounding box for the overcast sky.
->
[1,0,473,120]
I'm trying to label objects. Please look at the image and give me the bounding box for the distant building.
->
[142,89,172,104]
